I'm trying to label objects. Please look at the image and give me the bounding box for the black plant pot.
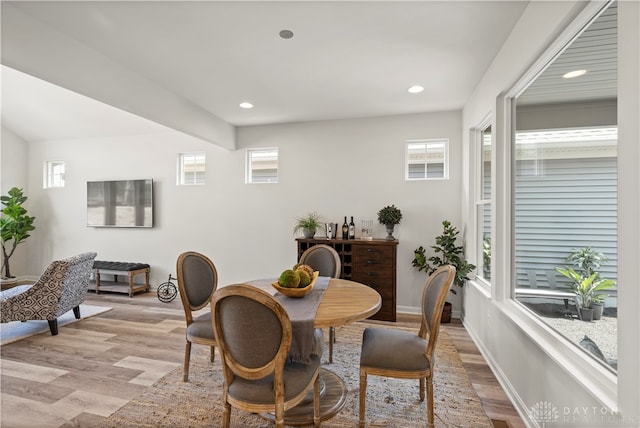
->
[579,307,594,322]
[590,302,604,320]
[441,302,452,323]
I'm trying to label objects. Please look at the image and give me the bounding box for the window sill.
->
[496,297,618,411]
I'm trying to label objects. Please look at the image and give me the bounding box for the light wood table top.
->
[314,278,381,328]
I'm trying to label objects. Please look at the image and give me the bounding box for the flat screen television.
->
[87,179,154,227]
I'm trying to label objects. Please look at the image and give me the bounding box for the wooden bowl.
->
[272,271,319,298]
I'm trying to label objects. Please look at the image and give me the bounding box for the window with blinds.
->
[178,153,206,185]
[44,161,65,188]
[246,148,278,184]
[405,139,448,180]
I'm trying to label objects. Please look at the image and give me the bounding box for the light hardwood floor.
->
[1,291,525,427]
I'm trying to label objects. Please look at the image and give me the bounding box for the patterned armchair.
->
[0,252,97,335]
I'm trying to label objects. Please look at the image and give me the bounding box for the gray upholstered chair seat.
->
[228,354,321,404]
[186,312,215,340]
[360,328,429,371]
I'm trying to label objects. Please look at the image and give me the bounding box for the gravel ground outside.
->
[520,301,617,369]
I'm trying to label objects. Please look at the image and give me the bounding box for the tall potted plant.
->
[377,205,402,241]
[1,187,36,281]
[412,220,476,322]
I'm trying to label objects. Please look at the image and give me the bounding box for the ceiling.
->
[518,1,617,106]
[2,1,530,145]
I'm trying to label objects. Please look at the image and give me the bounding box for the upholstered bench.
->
[89,261,151,297]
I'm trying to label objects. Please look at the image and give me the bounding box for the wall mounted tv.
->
[87,179,154,227]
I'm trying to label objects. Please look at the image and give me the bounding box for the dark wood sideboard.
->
[296,238,398,321]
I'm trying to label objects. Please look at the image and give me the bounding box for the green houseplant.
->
[566,246,607,278]
[557,247,614,321]
[293,212,323,239]
[377,205,402,241]
[555,267,614,321]
[412,220,476,294]
[1,187,36,279]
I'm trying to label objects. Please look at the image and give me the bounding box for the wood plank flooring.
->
[1,292,525,427]
[443,320,526,428]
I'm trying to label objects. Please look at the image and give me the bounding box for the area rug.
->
[0,304,112,345]
[103,322,491,427]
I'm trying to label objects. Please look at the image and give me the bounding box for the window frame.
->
[43,160,65,188]
[482,1,620,412]
[404,138,449,181]
[474,118,493,287]
[246,147,279,184]
[177,152,206,186]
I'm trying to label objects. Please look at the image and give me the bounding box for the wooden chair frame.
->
[212,285,320,428]
[176,251,218,381]
[359,265,456,428]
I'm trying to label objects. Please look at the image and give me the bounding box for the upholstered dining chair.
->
[176,251,218,382]
[358,265,456,428]
[0,252,97,335]
[299,244,341,363]
[211,284,321,428]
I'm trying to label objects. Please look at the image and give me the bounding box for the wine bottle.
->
[342,217,349,239]
[349,216,355,239]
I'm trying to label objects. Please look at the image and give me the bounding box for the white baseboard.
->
[397,305,461,320]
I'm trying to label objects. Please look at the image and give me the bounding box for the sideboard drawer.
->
[353,245,394,268]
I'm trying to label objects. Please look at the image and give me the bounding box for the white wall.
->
[1,126,30,276]
[23,111,461,313]
[462,0,640,426]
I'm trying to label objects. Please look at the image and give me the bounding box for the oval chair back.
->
[176,251,218,381]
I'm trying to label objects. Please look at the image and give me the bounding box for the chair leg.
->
[359,368,367,428]
[73,306,81,319]
[275,401,285,428]
[48,319,59,335]
[419,377,425,401]
[313,372,320,427]
[329,326,335,363]
[183,341,192,382]
[210,345,215,362]
[427,375,434,427]
[221,400,231,428]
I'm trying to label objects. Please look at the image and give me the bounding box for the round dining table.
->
[263,277,382,425]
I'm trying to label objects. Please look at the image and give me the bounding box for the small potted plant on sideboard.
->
[293,212,323,239]
[377,205,402,241]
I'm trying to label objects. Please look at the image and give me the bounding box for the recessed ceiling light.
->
[239,102,253,109]
[279,29,294,39]
[408,85,424,94]
[563,69,587,79]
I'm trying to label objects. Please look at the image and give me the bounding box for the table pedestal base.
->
[261,367,347,426]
